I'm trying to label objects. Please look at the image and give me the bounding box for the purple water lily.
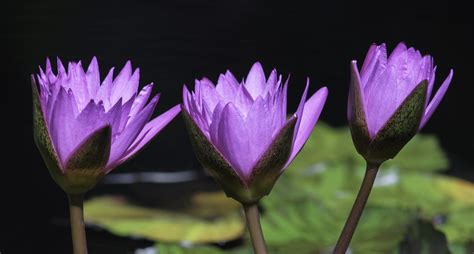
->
[348,42,453,164]
[33,57,180,193]
[182,62,327,204]
[335,43,454,253]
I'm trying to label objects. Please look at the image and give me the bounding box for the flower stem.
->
[68,193,88,254]
[243,204,268,254]
[333,162,380,254]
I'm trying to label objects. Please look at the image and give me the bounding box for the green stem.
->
[68,193,88,254]
[333,162,380,254]
[243,204,268,254]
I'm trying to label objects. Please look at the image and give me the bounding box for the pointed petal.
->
[118,104,181,165]
[426,66,437,107]
[106,95,159,169]
[245,62,266,99]
[233,84,253,116]
[198,78,220,111]
[264,69,278,95]
[216,103,253,181]
[291,78,309,143]
[68,62,89,110]
[419,69,453,129]
[49,88,81,165]
[86,57,100,98]
[209,102,224,145]
[104,98,125,134]
[57,57,67,77]
[182,85,192,113]
[110,61,133,104]
[245,96,275,162]
[129,83,154,119]
[216,73,238,101]
[224,70,240,87]
[360,44,378,77]
[361,43,387,92]
[96,67,114,109]
[286,86,328,167]
[388,42,407,62]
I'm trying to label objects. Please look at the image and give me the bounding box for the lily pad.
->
[84,192,245,244]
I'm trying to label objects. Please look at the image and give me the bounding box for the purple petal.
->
[49,88,78,166]
[106,95,159,169]
[361,43,387,93]
[57,57,67,77]
[291,78,309,144]
[68,62,89,110]
[245,96,275,163]
[198,78,220,111]
[182,85,192,113]
[419,69,453,129]
[129,83,154,119]
[264,69,278,95]
[96,67,115,109]
[360,44,378,77]
[209,102,225,145]
[216,73,238,101]
[244,62,266,99]
[116,104,181,166]
[74,100,108,141]
[348,61,368,121]
[285,86,328,167]
[388,42,407,62]
[365,53,408,137]
[110,61,134,105]
[86,57,100,99]
[215,103,252,181]
[104,98,125,134]
[233,84,254,116]
[224,70,240,87]
[425,66,437,108]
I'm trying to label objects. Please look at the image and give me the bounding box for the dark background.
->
[3,0,473,253]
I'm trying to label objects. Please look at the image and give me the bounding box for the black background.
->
[3,0,473,253]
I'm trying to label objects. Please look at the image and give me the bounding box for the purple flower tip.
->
[352,42,453,138]
[34,57,181,173]
[183,62,328,183]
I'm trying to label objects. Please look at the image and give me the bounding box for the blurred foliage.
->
[84,123,474,253]
[84,192,245,243]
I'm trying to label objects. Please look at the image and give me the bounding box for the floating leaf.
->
[84,193,245,244]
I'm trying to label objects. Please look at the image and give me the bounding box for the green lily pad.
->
[84,192,245,244]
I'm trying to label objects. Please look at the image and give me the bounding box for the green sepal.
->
[182,106,296,205]
[32,76,112,194]
[182,107,247,201]
[365,80,428,164]
[347,62,371,157]
[61,125,112,194]
[247,117,297,205]
[32,76,64,187]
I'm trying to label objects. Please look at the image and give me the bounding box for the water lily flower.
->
[182,62,328,204]
[348,42,453,164]
[335,42,453,254]
[32,57,181,194]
